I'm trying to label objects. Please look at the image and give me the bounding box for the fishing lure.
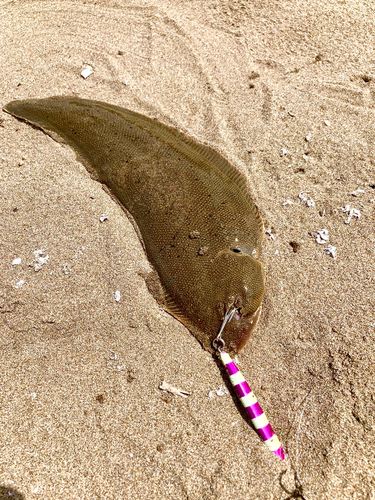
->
[213,309,285,460]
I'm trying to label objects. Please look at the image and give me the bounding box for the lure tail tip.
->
[273,446,286,460]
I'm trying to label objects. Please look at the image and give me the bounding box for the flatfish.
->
[4,97,265,353]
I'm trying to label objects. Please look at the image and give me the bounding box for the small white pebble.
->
[81,65,94,79]
[100,214,109,222]
[275,249,279,255]
[281,148,289,156]
[208,391,214,398]
[306,199,315,207]
[305,134,312,142]
[283,199,292,206]
[324,120,331,126]
[15,280,25,288]
[12,257,21,265]
[115,290,121,302]
[30,392,37,399]
[302,154,309,161]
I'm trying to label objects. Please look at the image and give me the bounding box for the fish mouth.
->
[216,304,262,354]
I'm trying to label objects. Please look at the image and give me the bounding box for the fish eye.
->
[230,248,241,253]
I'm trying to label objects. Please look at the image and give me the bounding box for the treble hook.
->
[212,306,237,352]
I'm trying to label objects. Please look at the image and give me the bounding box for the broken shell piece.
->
[340,205,361,224]
[351,189,365,197]
[12,257,21,265]
[31,250,49,272]
[159,381,191,398]
[115,290,121,302]
[280,148,289,156]
[324,120,331,126]
[81,65,94,79]
[299,192,315,207]
[305,134,312,142]
[265,229,275,240]
[100,214,109,222]
[216,386,229,396]
[316,229,329,245]
[283,200,292,206]
[324,245,337,259]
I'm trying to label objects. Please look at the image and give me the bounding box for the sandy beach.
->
[1,1,374,498]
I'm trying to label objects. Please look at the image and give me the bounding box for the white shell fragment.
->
[316,229,329,245]
[99,214,109,222]
[15,279,25,288]
[12,257,21,265]
[299,192,315,207]
[115,290,121,302]
[324,245,337,259]
[31,250,49,272]
[283,200,292,206]
[351,189,365,197]
[339,204,361,224]
[216,386,229,396]
[324,120,331,126]
[81,65,94,79]
[281,148,289,156]
[305,134,312,142]
[265,229,275,240]
[159,381,191,398]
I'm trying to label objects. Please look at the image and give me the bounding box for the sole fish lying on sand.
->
[3,97,265,354]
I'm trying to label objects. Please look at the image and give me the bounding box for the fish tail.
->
[220,351,285,460]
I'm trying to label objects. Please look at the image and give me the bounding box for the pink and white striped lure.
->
[213,308,285,460]
[219,350,285,460]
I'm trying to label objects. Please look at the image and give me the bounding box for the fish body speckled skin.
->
[3,97,265,353]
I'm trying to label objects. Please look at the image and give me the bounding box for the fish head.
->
[211,249,265,353]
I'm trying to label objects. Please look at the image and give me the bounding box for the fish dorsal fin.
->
[3,96,263,233]
[90,99,263,232]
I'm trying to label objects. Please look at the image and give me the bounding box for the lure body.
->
[220,351,285,460]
